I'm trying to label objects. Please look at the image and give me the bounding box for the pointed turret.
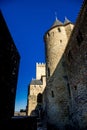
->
[51,17,63,28]
[64,17,71,24]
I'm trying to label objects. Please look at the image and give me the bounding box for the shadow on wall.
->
[29,3,87,128]
[29,52,71,130]
[30,93,43,118]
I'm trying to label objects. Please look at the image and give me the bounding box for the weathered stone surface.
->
[65,0,87,129]
[27,63,46,116]
[44,17,74,129]
[27,1,87,130]
[43,0,87,129]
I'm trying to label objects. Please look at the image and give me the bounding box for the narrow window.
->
[68,50,73,62]
[58,28,61,32]
[60,40,62,43]
[76,30,83,46]
[48,67,50,77]
[74,86,77,90]
[51,91,54,97]
[48,32,50,36]
[67,83,71,97]
[47,33,50,38]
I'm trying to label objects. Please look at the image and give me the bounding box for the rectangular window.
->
[67,83,71,97]
[68,50,73,62]
[58,28,61,32]
[51,91,54,97]
[48,33,50,36]
[76,30,83,46]
[48,67,50,77]
[60,40,62,43]
[47,33,50,38]
[74,85,77,90]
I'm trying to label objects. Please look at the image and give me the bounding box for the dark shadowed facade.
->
[0,10,20,120]
[42,0,87,129]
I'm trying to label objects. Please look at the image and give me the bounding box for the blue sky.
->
[0,0,83,111]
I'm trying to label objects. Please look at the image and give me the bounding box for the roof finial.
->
[55,11,58,21]
[65,16,68,21]
[64,16,71,24]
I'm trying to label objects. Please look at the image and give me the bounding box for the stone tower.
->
[44,17,74,80]
[36,62,46,80]
[27,62,46,116]
[43,17,74,129]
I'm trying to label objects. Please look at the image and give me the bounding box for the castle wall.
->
[65,1,87,129]
[27,81,46,116]
[44,23,74,129]
[27,1,87,129]
[27,63,46,116]
[45,57,70,129]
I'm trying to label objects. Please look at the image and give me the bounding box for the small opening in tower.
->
[76,30,83,46]
[67,83,71,97]
[60,40,62,43]
[74,85,77,90]
[68,50,73,62]
[48,32,50,36]
[48,67,50,77]
[51,90,54,97]
[58,28,61,32]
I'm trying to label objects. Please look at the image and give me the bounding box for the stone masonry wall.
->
[44,26,68,78]
[44,22,74,129]
[65,0,87,129]
[36,63,46,79]
[27,83,45,116]
[27,63,46,116]
[45,57,70,129]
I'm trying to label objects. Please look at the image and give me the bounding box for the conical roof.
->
[51,17,63,27]
[64,17,71,24]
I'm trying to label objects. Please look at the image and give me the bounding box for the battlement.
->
[36,62,46,67]
[36,62,46,80]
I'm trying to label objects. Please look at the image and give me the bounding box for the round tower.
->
[43,18,74,128]
[44,17,74,80]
